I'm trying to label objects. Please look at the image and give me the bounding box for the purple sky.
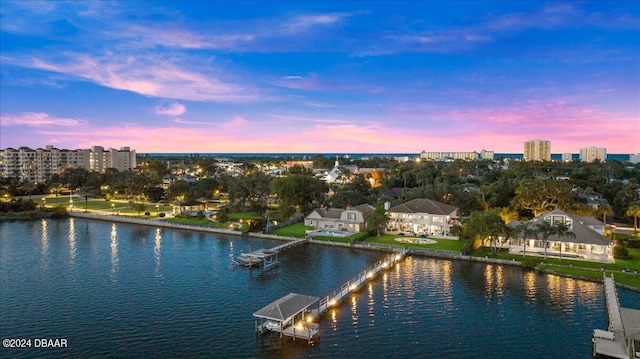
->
[1,1,639,154]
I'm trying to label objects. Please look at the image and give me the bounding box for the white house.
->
[386,198,458,236]
[304,204,375,233]
[506,209,613,263]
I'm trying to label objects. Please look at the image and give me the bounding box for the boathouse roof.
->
[253,293,319,322]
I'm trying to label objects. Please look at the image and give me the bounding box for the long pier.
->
[314,249,407,316]
[254,249,407,343]
[592,276,629,359]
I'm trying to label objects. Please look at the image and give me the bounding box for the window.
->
[347,213,356,221]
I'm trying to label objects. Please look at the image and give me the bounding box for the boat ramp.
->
[253,250,407,343]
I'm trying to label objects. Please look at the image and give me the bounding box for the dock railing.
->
[317,250,407,315]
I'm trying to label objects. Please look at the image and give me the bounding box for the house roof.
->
[253,293,319,322]
[310,208,344,219]
[388,198,457,216]
[309,204,375,219]
[574,215,605,227]
[508,209,611,246]
[352,203,375,214]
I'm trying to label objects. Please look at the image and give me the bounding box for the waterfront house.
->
[506,209,613,263]
[386,198,458,236]
[304,204,375,233]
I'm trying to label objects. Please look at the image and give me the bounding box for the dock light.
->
[297,322,304,330]
[395,254,401,261]
[367,272,374,279]
[382,262,389,268]
[329,299,337,307]
[349,283,357,290]
[306,316,313,322]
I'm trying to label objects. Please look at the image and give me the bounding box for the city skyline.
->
[1,1,639,153]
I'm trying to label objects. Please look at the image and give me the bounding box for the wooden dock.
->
[592,276,634,359]
[314,250,407,316]
[232,238,308,270]
[253,249,408,344]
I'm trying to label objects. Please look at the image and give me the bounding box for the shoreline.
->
[67,211,639,292]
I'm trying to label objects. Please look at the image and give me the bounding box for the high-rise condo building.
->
[0,145,136,183]
[579,146,607,163]
[523,139,551,161]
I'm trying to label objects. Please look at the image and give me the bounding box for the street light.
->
[156,204,159,215]
[41,198,45,208]
[111,203,115,214]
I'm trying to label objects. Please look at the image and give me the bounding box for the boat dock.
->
[592,276,640,359]
[253,249,407,343]
[232,237,308,271]
[314,250,407,316]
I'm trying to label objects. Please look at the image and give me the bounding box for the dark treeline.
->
[1,156,639,226]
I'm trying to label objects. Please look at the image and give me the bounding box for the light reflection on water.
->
[110,223,118,281]
[68,218,76,264]
[154,228,162,278]
[1,218,639,359]
[40,219,49,265]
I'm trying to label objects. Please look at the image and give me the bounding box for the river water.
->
[1,218,639,358]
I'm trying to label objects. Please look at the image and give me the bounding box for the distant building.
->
[630,154,640,164]
[579,146,607,163]
[523,139,551,161]
[419,151,479,161]
[0,145,136,183]
[561,153,573,162]
[480,150,494,160]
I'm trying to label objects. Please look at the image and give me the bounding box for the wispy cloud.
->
[19,53,259,102]
[173,118,209,125]
[270,113,348,124]
[0,112,87,127]
[280,13,351,34]
[155,102,186,116]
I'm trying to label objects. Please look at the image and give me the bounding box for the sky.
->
[1,1,639,154]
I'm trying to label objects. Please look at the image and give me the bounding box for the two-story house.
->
[386,198,458,236]
[304,204,375,233]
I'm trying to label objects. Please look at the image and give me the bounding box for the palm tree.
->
[535,220,556,259]
[598,204,614,226]
[554,222,576,261]
[626,204,640,234]
[515,222,538,258]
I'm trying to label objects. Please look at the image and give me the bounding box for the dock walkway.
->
[254,249,408,343]
[232,237,308,269]
[314,250,407,316]
[593,276,628,359]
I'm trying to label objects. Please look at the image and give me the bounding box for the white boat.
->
[265,321,281,331]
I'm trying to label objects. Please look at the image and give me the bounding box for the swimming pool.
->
[310,229,350,237]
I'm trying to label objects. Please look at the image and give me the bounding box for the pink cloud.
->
[0,112,87,127]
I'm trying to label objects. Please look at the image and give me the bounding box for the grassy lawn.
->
[228,213,263,220]
[365,234,465,252]
[473,247,640,289]
[166,216,248,231]
[270,222,313,238]
[43,197,172,215]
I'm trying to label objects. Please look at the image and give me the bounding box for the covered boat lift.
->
[253,293,320,343]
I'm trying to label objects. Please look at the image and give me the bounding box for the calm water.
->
[1,219,639,358]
